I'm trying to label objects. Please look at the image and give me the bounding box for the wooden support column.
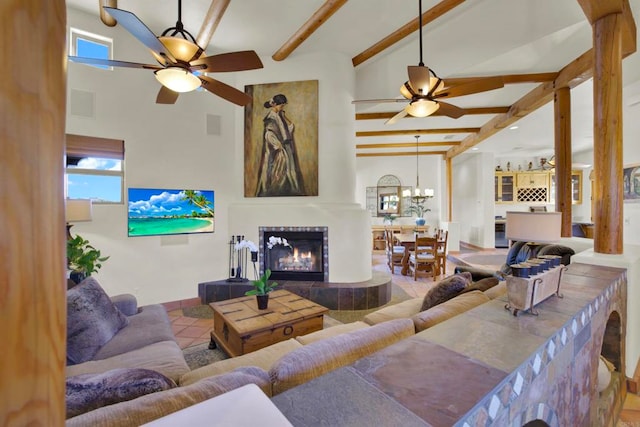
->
[0,0,67,424]
[554,87,573,237]
[593,12,624,254]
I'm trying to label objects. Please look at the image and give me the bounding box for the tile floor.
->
[167,311,212,350]
[166,246,640,424]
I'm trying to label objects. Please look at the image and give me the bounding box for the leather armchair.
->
[455,241,575,281]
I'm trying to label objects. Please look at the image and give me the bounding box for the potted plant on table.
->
[405,202,430,226]
[245,268,278,310]
[67,234,109,285]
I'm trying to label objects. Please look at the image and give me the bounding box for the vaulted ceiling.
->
[66,0,640,162]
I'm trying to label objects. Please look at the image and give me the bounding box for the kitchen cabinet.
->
[495,170,581,204]
[550,171,583,204]
[495,172,515,203]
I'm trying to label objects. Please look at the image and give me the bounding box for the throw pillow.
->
[460,277,500,294]
[66,368,177,418]
[67,277,129,364]
[420,272,473,312]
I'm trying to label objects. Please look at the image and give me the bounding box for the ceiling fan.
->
[353,0,504,124]
[68,0,263,106]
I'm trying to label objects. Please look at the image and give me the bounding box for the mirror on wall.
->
[378,186,400,214]
[366,175,412,217]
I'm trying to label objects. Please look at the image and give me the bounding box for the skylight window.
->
[69,27,113,70]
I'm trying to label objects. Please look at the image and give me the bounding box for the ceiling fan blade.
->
[436,101,466,119]
[385,108,409,125]
[103,7,176,65]
[434,77,504,99]
[199,76,252,106]
[190,51,263,72]
[156,86,180,104]
[351,98,409,104]
[68,56,162,70]
[408,65,431,95]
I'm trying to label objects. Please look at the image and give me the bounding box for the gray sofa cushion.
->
[93,304,176,360]
[110,294,138,316]
[66,368,176,419]
[67,277,129,364]
[66,340,191,382]
[420,272,472,312]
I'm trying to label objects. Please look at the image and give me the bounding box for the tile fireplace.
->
[259,226,329,282]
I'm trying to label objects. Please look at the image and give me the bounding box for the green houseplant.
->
[245,268,278,309]
[67,234,109,284]
[405,202,431,226]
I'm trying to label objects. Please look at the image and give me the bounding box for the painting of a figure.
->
[244,80,318,197]
[623,164,640,202]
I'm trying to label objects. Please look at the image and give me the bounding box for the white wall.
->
[623,81,640,245]
[451,152,495,248]
[66,8,369,304]
[355,155,443,227]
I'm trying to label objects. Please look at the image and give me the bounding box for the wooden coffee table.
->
[208,290,328,357]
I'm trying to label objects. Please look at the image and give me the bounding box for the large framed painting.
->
[127,188,215,237]
[244,80,318,197]
[624,164,640,202]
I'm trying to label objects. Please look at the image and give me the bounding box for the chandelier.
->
[403,135,435,203]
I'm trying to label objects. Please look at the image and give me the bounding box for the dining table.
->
[393,232,432,276]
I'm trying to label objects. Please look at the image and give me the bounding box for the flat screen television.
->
[127,188,215,237]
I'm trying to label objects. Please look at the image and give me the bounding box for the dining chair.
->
[385,228,405,274]
[435,229,449,277]
[408,236,438,281]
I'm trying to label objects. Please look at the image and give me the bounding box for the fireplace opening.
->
[259,227,328,282]
[601,311,622,371]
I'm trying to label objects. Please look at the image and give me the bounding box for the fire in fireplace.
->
[259,227,328,282]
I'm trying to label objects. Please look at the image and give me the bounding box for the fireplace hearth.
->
[259,226,328,282]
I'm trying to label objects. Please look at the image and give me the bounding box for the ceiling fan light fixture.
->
[406,99,439,117]
[400,77,445,99]
[155,67,201,92]
[400,82,413,99]
[154,36,202,63]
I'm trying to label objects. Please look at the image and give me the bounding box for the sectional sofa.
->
[66,318,415,426]
[65,272,509,425]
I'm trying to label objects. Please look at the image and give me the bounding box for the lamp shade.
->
[66,199,93,222]
[154,67,201,93]
[506,211,561,243]
[406,99,440,117]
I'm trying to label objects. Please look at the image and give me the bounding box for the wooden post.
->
[593,12,624,254]
[0,0,67,424]
[554,87,573,237]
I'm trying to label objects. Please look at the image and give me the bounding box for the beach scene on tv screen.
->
[128,188,215,236]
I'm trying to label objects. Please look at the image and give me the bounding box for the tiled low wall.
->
[273,263,627,426]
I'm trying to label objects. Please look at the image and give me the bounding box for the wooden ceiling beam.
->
[357,141,460,149]
[357,128,480,137]
[442,72,558,86]
[352,0,466,67]
[355,107,509,121]
[577,0,637,55]
[196,0,231,49]
[357,151,447,157]
[272,0,349,61]
[445,8,636,161]
[446,50,595,159]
